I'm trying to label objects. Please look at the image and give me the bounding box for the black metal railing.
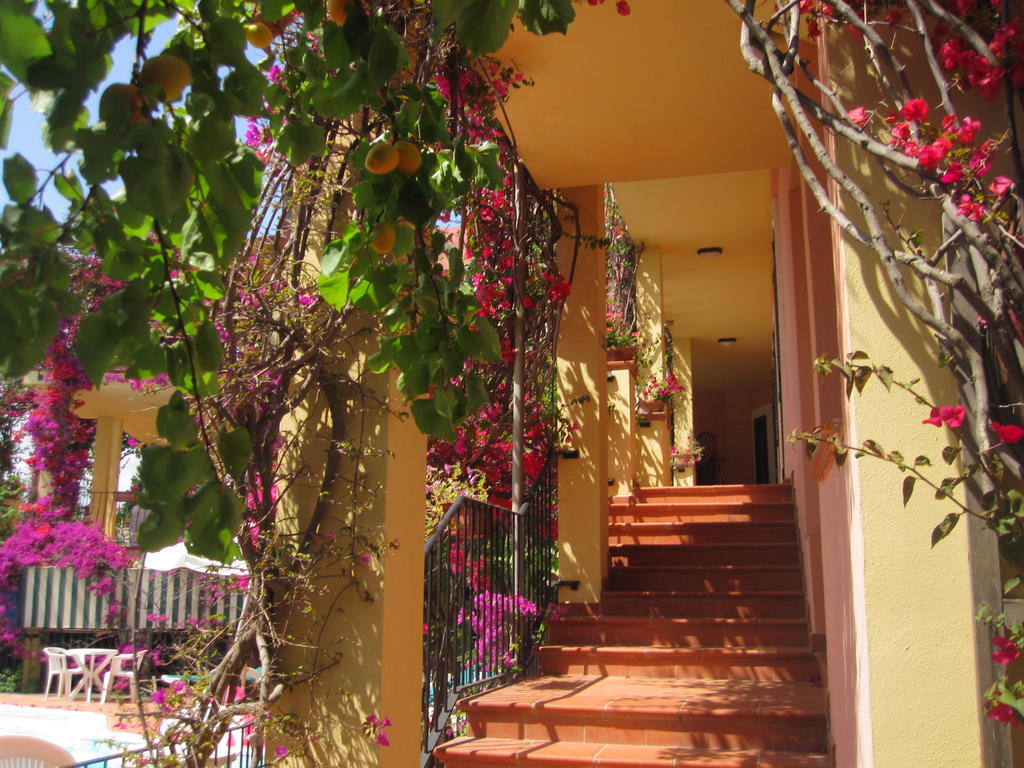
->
[421,454,557,764]
[60,722,263,768]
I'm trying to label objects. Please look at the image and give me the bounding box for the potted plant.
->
[637,372,685,416]
[671,437,704,471]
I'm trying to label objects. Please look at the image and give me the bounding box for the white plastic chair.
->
[99,649,147,704]
[41,648,82,699]
[0,735,75,768]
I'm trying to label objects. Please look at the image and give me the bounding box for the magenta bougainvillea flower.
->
[987,703,1022,726]
[993,635,1021,664]
[991,422,1024,445]
[922,405,965,428]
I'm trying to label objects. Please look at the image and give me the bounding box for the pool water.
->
[0,704,146,762]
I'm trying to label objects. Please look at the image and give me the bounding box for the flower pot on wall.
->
[606,347,636,362]
[637,399,668,417]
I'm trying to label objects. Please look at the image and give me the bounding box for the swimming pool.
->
[0,704,145,762]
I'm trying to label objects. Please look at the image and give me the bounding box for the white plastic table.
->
[65,648,117,703]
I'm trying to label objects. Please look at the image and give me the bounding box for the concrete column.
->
[607,363,636,499]
[672,337,695,487]
[88,416,123,538]
[556,184,608,604]
[635,248,670,487]
[276,358,426,768]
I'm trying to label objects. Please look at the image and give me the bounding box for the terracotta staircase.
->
[434,483,831,767]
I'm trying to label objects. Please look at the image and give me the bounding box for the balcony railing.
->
[422,454,557,764]
[59,722,263,768]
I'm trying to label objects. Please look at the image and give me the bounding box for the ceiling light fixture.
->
[698,247,723,258]
[717,337,737,347]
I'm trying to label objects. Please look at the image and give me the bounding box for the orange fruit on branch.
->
[139,54,192,102]
[364,143,399,175]
[245,22,274,48]
[100,83,145,124]
[370,223,397,254]
[394,140,422,174]
[327,0,352,25]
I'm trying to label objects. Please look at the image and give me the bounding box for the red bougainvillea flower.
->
[991,422,1024,444]
[848,106,869,127]
[993,635,1021,664]
[987,703,1022,726]
[922,405,965,428]
[900,98,929,122]
[615,0,630,14]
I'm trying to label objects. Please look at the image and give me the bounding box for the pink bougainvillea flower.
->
[922,405,965,428]
[940,163,964,184]
[848,106,869,127]
[993,635,1021,664]
[991,422,1024,444]
[987,703,1022,726]
[376,732,391,747]
[989,176,1013,197]
[900,98,929,122]
[275,746,288,758]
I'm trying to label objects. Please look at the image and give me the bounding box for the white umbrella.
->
[142,542,247,576]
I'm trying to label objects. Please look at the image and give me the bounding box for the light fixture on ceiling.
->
[698,247,723,259]
[717,337,737,347]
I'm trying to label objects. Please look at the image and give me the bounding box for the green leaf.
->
[136,504,186,552]
[218,427,252,484]
[902,475,915,507]
[318,270,350,309]
[367,23,407,88]
[411,397,456,440]
[396,363,430,398]
[518,0,575,34]
[156,395,199,450]
[1004,576,1022,595]
[194,320,223,373]
[433,0,474,28]
[0,0,51,81]
[942,445,961,465]
[3,154,35,204]
[931,512,960,547]
[456,0,518,54]
[121,147,194,220]
[914,455,932,467]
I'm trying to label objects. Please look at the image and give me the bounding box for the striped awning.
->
[18,566,247,631]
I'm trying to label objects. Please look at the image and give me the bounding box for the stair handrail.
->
[421,451,557,766]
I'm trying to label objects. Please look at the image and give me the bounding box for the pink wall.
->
[774,166,859,767]
[692,384,773,485]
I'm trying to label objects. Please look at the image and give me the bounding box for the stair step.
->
[610,502,796,524]
[611,544,801,567]
[609,522,797,547]
[548,617,810,648]
[460,675,826,753]
[560,593,807,620]
[635,484,794,505]
[436,738,830,767]
[537,645,820,682]
[608,565,804,592]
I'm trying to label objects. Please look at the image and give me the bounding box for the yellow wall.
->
[827,34,991,766]
[275,344,426,768]
[672,337,694,486]
[607,365,635,498]
[556,185,608,603]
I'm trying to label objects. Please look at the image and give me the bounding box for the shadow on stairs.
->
[433,483,831,768]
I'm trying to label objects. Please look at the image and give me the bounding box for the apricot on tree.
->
[139,54,192,102]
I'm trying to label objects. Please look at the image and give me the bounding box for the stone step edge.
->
[592,591,806,599]
[551,616,809,627]
[434,737,829,767]
[537,645,815,658]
